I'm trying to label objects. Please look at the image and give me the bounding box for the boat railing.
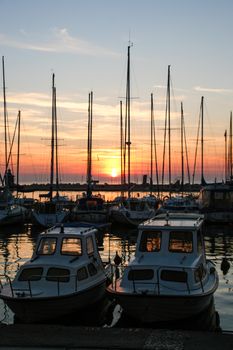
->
[0,275,14,296]
[0,273,82,298]
[110,263,206,295]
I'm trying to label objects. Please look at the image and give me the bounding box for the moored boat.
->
[107,212,218,323]
[0,223,112,323]
[198,183,233,222]
[110,197,156,227]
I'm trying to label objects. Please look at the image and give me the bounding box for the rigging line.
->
[152,93,160,194]
[183,117,191,184]
[6,113,18,174]
[162,67,171,188]
[192,103,201,184]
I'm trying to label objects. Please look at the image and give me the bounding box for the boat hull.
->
[72,210,109,224]
[107,288,214,323]
[111,209,154,227]
[2,281,107,323]
[203,211,233,223]
[32,211,68,227]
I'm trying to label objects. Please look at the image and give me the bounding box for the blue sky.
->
[0,0,233,184]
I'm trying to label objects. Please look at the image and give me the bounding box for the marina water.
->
[0,191,232,331]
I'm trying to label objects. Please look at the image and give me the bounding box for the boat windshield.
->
[169,231,193,253]
[139,231,161,252]
[37,238,57,255]
[61,238,82,255]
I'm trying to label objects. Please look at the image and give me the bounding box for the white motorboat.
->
[0,188,27,226]
[32,201,69,227]
[110,197,156,227]
[157,194,199,215]
[0,223,112,323]
[107,212,218,323]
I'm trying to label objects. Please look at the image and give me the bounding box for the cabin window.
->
[194,264,206,282]
[37,238,57,255]
[46,268,70,282]
[87,263,97,276]
[128,269,154,280]
[77,267,88,281]
[61,238,82,255]
[18,267,43,281]
[139,231,161,252]
[161,269,187,283]
[86,236,94,255]
[169,231,193,253]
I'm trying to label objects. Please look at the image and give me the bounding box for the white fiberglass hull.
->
[111,208,155,227]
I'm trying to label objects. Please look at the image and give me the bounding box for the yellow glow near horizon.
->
[111,168,117,178]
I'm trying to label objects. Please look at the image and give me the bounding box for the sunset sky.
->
[1,0,233,185]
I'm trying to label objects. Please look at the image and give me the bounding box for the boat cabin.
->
[11,224,105,297]
[199,183,233,211]
[120,213,209,294]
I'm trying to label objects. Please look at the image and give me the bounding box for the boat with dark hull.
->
[107,212,218,323]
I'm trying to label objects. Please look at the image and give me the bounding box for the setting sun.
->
[111,168,117,178]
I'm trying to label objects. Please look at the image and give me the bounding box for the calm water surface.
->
[0,220,232,331]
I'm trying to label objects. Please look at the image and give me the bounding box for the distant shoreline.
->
[15,182,202,194]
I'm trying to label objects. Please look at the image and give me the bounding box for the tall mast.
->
[2,56,8,182]
[201,96,205,185]
[150,93,154,195]
[125,44,132,198]
[87,91,93,197]
[229,111,232,181]
[120,100,124,189]
[181,102,184,193]
[167,65,171,194]
[224,129,227,183]
[49,74,55,201]
[16,110,21,196]
[54,82,59,197]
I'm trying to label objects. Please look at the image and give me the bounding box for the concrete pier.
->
[0,324,232,349]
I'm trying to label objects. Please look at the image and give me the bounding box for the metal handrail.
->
[0,273,80,298]
[111,262,208,295]
[0,274,15,297]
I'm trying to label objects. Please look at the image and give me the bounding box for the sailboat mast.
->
[201,96,205,185]
[2,56,8,181]
[181,102,184,192]
[126,44,132,198]
[49,74,55,201]
[229,111,232,181]
[16,110,21,196]
[87,91,93,197]
[120,100,124,188]
[150,93,154,195]
[224,129,228,183]
[54,83,59,196]
[167,65,171,194]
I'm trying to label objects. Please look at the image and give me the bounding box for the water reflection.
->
[0,222,232,330]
